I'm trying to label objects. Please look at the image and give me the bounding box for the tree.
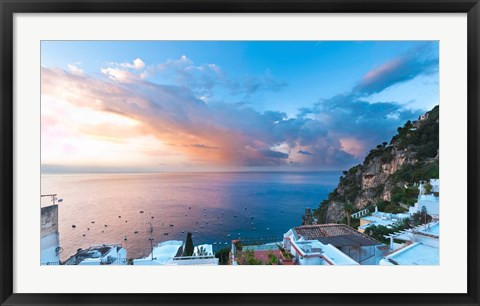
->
[343,202,355,227]
[411,208,432,226]
[183,232,194,257]
[424,181,433,194]
[215,247,230,265]
[382,142,388,147]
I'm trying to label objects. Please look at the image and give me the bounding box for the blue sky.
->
[41,41,439,172]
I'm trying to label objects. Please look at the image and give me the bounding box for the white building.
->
[64,244,127,265]
[133,240,218,265]
[358,207,410,233]
[288,239,359,265]
[380,221,439,265]
[40,203,61,265]
[284,224,387,265]
[409,194,439,218]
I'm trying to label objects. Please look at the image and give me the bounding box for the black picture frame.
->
[1,1,479,305]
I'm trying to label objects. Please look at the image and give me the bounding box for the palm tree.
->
[343,202,355,227]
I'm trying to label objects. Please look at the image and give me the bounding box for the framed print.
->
[1,0,479,305]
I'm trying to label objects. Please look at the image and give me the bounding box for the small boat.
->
[151,216,154,219]
[82,234,86,237]
[124,236,127,241]
[134,231,139,234]
[181,231,185,234]
[101,230,104,233]
[206,222,209,225]
[91,221,95,224]
[87,228,90,230]
[169,224,174,227]
[140,211,144,213]
[266,227,270,230]
[189,206,192,209]
[227,234,230,237]
[225,242,228,245]
[118,216,121,218]
[164,233,169,236]
[104,225,108,227]
[234,215,237,218]
[72,225,76,228]
[125,220,128,223]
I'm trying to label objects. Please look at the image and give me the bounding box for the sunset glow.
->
[41,41,439,172]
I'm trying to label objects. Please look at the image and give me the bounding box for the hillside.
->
[314,105,439,224]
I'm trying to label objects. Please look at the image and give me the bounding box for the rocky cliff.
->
[314,105,439,223]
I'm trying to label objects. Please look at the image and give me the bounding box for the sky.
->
[41,41,439,173]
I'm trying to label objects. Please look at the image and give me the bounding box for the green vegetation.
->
[234,240,243,251]
[392,161,439,183]
[313,106,438,224]
[364,144,393,165]
[390,186,419,207]
[342,202,355,226]
[267,252,278,265]
[364,219,410,244]
[411,208,432,226]
[277,244,293,261]
[240,249,263,265]
[340,216,360,228]
[183,232,194,257]
[392,106,439,160]
[215,247,230,265]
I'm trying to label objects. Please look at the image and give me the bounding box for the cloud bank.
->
[41,43,437,171]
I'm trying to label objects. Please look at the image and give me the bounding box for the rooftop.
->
[320,243,359,265]
[415,222,440,237]
[134,240,184,264]
[294,224,382,247]
[383,242,439,265]
[63,244,122,265]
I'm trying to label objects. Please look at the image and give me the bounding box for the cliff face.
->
[316,106,439,223]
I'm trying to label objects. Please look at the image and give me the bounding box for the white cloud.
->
[67,64,84,76]
[100,67,138,83]
[120,58,145,70]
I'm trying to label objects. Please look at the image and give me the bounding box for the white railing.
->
[351,208,370,219]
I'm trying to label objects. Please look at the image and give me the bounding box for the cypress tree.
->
[183,232,194,256]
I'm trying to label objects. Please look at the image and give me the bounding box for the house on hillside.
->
[357,206,410,233]
[284,224,388,265]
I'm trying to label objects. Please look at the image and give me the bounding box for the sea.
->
[41,171,341,261]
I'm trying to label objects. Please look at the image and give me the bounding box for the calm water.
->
[41,172,340,261]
